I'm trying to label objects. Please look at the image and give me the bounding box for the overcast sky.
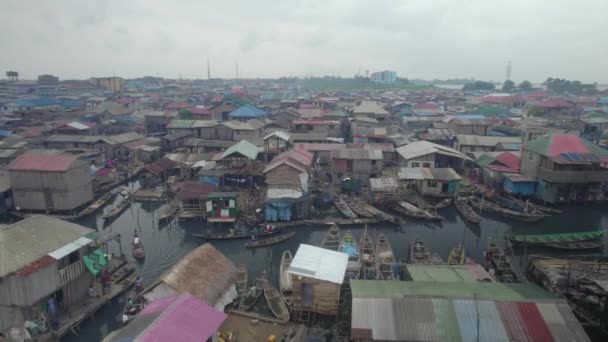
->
[1,0,607,83]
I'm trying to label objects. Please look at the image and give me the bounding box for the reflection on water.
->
[64,195,608,341]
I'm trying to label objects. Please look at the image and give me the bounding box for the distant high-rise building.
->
[370,70,397,84]
[92,77,124,93]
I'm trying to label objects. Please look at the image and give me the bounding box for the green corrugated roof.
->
[432,298,461,341]
[167,119,195,129]
[351,280,557,302]
[406,265,480,283]
[474,154,496,167]
[220,140,259,160]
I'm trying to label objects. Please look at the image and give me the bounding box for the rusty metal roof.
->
[7,153,83,172]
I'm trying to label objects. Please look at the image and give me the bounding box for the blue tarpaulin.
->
[265,201,292,221]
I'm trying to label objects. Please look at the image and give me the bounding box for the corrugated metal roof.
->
[478,300,509,341]
[352,101,390,116]
[332,148,383,160]
[7,153,83,172]
[495,302,533,342]
[288,244,348,284]
[398,167,462,181]
[220,140,259,160]
[556,303,591,342]
[456,134,522,147]
[0,215,94,277]
[454,300,479,342]
[518,302,555,341]
[432,298,461,342]
[48,236,93,259]
[396,141,470,161]
[405,264,491,283]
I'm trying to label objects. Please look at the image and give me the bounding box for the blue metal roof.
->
[15,98,60,107]
[62,100,83,107]
[228,104,266,118]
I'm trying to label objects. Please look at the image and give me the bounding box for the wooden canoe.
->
[102,193,132,221]
[240,271,265,311]
[236,265,248,297]
[321,224,341,251]
[342,197,374,218]
[409,237,433,264]
[376,234,397,280]
[341,230,361,279]
[334,196,358,219]
[359,201,399,223]
[245,231,295,248]
[394,201,443,221]
[359,225,378,280]
[194,227,283,240]
[455,198,481,224]
[263,279,290,322]
[468,197,545,222]
[545,241,604,250]
[447,242,465,265]
[132,243,145,260]
[509,230,605,245]
[279,251,293,306]
[80,192,115,217]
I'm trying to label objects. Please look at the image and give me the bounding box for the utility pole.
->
[207,58,211,80]
[506,60,512,82]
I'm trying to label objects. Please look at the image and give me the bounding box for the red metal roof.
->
[517,302,554,342]
[535,98,575,108]
[481,95,525,104]
[414,102,439,110]
[145,158,177,175]
[493,152,520,169]
[115,98,137,105]
[15,255,56,277]
[176,182,217,200]
[165,101,193,109]
[7,154,79,172]
[190,107,210,115]
[299,103,315,109]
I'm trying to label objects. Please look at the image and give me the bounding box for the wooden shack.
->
[369,177,398,203]
[206,192,238,222]
[288,244,348,316]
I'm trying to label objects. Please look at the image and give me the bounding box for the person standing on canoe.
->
[133,232,140,247]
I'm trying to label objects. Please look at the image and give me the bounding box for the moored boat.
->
[340,230,361,279]
[447,242,465,265]
[483,241,519,283]
[240,271,265,311]
[320,224,341,251]
[132,242,145,260]
[375,234,397,280]
[279,251,293,306]
[409,237,433,264]
[102,193,132,222]
[545,241,604,250]
[359,225,377,280]
[80,192,115,217]
[393,201,443,221]
[509,230,604,245]
[468,197,545,222]
[236,265,248,297]
[334,196,358,218]
[263,279,290,322]
[342,197,374,218]
[193,226,283,240]
[245,231,296,248]
[454,198,481,224]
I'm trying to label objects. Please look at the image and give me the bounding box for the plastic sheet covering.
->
[265,201,292,222]
[341,244,358,257]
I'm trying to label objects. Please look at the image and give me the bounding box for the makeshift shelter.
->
[398,167,462,197]
[288,244,348,316]
[369,177,398,203]
[144,244,239,310]
[205,192,238,222]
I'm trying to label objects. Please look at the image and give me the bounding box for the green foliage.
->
[527,107,545,117]
[502,80,516,93]
[462,81,495,92]
[518,80,533,92]
[544,78,598,95]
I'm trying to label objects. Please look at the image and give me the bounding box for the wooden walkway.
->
[56,273,136,338]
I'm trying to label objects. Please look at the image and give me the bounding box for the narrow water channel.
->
[64,191,608,341]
